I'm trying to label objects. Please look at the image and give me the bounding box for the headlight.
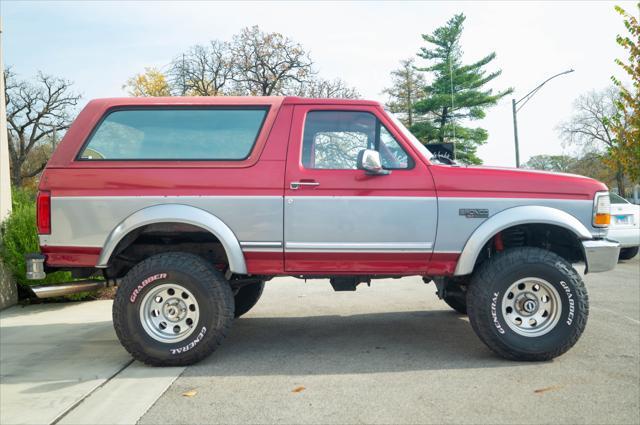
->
[593,192,611,227]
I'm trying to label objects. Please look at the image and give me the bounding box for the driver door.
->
[283,104,437,274]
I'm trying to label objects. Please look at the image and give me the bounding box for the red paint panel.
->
[42,246,101,267]
[42,162,286,197]
[40,104,294,197]
[285,252,430,274]
[425,252,460,276]
[244,251,284,274]
[430,165,606,200]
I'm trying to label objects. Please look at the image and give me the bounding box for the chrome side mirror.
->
[357,149,390,175]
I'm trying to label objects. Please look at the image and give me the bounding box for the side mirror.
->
[357,149,390,175]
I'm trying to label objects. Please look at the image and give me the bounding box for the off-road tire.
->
[113,252,234,366]
[234,281,265,318]
[619,247,639,260]
[466,247,588,361]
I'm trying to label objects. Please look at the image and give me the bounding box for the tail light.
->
[37,191,51,234]
[593,192,611,228]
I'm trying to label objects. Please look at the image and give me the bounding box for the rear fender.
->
[96,204,247,274]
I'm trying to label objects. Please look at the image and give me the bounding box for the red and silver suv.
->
[26,96,620,366]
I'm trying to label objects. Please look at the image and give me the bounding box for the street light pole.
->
[512,69,575,168]
[512,98,520,169]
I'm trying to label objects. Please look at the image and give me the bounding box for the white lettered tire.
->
[113,252,234,366]
[466,247,589,361]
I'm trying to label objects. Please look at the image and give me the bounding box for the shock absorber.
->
[494,232,505,252]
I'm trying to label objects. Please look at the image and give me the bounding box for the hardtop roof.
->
[86,96,381,108]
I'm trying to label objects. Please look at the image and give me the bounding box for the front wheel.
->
[619,247,639,260]
[466,247,589,361]
[113,252,234,366]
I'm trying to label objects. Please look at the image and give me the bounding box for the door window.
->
[301,111,412,170]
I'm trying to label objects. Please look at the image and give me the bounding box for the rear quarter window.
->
[78,107,268,161]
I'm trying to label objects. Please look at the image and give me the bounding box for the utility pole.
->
[0,17,12,221]
[512,98,520,168]
[512,69,575,168]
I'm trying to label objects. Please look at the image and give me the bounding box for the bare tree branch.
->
[230,26,313,96]
[557,86,630,196]
[4,69,80,186]
[294,77,360,99]
[168,40,234,96]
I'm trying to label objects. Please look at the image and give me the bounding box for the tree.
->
[230,26,313,96]
[523,154,577,173]
[383,58,425,127]
[4,69,81,186]
[168,41,234,96]
[557,87,629,196]
[524,152,619,190]
[123,67,171,97]
[609,4,640,183]
[123,26,358,98]
[569,152,619,189]
[411,14,513,164]
[295,77,360,99]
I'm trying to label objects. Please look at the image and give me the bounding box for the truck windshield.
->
[386,113,434,161]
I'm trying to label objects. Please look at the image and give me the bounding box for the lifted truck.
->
[26,96,620,366]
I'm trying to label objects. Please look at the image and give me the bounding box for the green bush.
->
[0,187,73,287]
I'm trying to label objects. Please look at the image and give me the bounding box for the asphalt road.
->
[140,257,640,425]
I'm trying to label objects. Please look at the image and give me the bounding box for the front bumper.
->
[607,227,640,248]
[582,239,620,273]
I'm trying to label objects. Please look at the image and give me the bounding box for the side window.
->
[301,111,412,170]
[379,125,410,169]
[78,108,268,161]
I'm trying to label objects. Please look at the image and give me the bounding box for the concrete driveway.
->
[1,257,638,424]
[0,300,183,425]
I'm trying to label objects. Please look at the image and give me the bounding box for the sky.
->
[1,0,633,166]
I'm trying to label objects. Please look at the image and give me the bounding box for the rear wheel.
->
[113,252,234,366]
[619,247,639,260]
[466,247,588,361]
[234,281,265,318]
[444,295,467,314]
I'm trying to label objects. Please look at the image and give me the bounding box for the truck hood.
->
[429,164,608,200]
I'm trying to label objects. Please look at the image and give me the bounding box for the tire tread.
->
[112,252,234,367]
[466,247,589,361]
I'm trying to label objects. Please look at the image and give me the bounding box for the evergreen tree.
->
[411,13,512,164]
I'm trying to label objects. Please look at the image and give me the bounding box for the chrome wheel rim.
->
[501,277,562,337]
[139,283,200,343]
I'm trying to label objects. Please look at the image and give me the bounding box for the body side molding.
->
[453,205,593,276]
[96,204,248,274]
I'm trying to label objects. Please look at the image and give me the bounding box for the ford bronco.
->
[25,96,620,366]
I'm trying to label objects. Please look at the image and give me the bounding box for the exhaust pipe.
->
[30,279,119,299]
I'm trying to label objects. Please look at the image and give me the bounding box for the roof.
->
[86,96,380,108]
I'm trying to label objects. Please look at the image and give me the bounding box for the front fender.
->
[453,205,593,276]
[96,204,247,274]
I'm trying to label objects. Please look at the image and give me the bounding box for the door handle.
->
[290,181,320,190]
